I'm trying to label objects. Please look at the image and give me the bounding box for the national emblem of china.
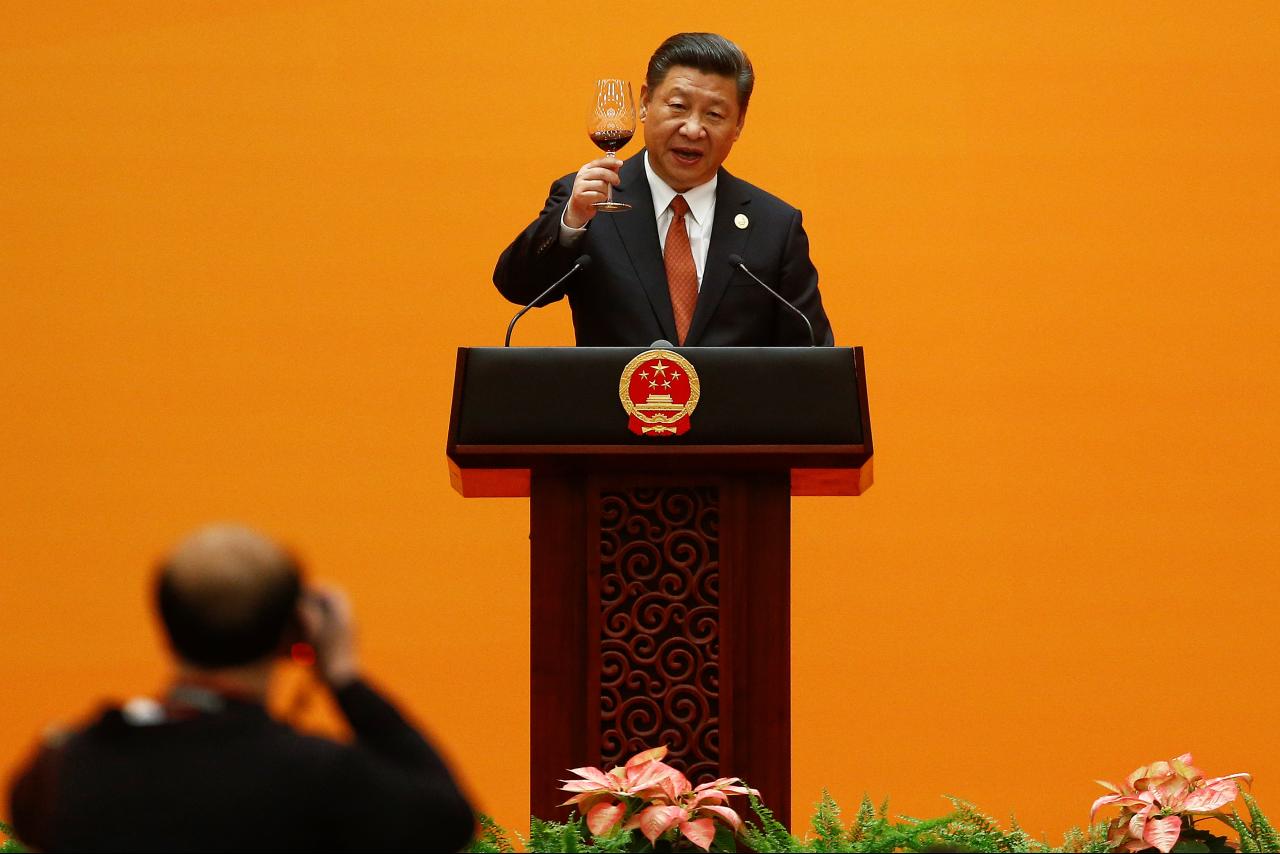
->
[619,349,701,436]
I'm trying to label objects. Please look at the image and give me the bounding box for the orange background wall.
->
[3,1,1277,844]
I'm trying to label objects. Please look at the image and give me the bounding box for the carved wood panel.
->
[598,486,720,784]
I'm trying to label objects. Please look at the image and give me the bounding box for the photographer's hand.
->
[298,585,361,689]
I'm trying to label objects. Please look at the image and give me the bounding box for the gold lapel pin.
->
[734,213,749,229]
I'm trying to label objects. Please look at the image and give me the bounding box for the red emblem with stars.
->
[618,349,701,436]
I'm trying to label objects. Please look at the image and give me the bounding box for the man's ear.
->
[639,84,649,121]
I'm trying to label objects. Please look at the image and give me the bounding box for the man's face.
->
[640,66,745,192]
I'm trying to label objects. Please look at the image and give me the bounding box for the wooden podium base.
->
[449,346,874,831]
[529,469,792,828]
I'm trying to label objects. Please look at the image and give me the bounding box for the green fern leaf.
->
[1242,792,1278,853]
[465,814,514,853]
[810,789,846,852]
[741,792,800,853]
[1222,811,1257,854]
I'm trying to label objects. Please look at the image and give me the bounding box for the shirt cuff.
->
[559,205,587,247]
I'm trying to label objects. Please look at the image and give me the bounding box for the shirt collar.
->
[644,151,718,226]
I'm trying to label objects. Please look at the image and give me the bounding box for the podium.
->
[447,347,873,827]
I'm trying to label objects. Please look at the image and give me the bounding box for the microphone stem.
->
[505,262,581,347]
[735,263,816,347]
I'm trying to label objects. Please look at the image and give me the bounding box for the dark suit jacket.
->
[9,680,474,853]
[494,152,835,347]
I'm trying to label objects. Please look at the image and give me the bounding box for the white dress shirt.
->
[559,153,718,290]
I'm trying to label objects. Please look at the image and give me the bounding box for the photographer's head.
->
[156,524,302,670]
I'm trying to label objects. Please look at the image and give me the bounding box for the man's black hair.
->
[156,556,302,669]
[646,33,755,115]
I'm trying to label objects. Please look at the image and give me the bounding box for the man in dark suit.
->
[9,524,475,853]
[494,32,835,347]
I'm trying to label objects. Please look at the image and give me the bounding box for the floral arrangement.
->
[464,747,1277,854]
[558,745,757,851]
[1090,753,1252,853]
[3,747,1275,853]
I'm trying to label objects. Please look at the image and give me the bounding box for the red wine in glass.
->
[588,79,636,212]
[590,129,634,154]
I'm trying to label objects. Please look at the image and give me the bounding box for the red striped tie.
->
[663,195,698,345]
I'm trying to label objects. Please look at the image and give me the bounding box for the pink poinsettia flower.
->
[581,801,623,836]
[558,745,759,851]
[1091,753,1251,853]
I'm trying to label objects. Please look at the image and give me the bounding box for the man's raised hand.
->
[565,157,623,228]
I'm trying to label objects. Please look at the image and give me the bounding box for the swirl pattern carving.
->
[599,486,720,784]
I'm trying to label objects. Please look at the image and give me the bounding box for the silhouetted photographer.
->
[9,524,474,852]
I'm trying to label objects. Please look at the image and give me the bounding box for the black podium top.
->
[447,346,873,496]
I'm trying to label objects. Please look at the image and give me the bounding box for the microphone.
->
[649,339,674,349]
[727,253,815,347]
[504,255,592,347]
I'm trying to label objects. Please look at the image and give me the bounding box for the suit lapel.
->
[608,152,678,343]
[684,168,752,346]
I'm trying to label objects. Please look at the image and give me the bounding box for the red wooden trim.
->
[450,463,530,497]
[452,461,874,498]
[453,443,869,456]
[791,460,874,496]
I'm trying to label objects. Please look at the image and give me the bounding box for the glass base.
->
[592,200,632,212]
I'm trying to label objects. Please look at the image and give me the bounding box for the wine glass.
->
[587,78,636,212]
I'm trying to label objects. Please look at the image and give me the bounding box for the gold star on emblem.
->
[650,360,669,377]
